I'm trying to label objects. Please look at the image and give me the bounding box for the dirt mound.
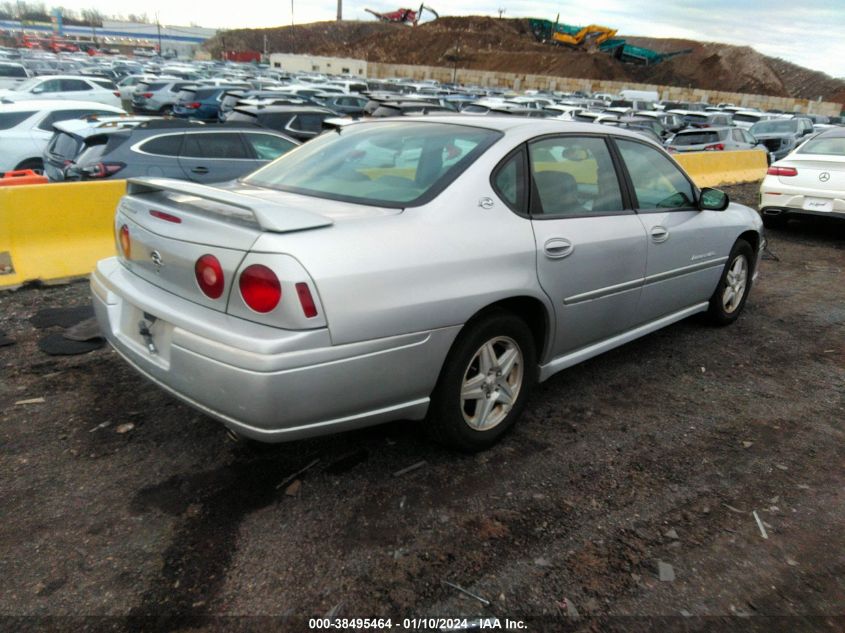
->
[205,17,845,106]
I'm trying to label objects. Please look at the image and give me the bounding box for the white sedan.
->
[0,75,121,108]
[0,100,125,173]
[759,127,845,228]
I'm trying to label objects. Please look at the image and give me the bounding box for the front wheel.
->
[707,240,753,325]
[426,311,537,451]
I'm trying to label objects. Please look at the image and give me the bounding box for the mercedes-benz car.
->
[759,127,844,228]
[91,117,764,450]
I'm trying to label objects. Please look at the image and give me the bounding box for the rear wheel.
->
[159,105,173,116]
[14,158,44,174]
[426,311,537,451]
[707,239,753,325]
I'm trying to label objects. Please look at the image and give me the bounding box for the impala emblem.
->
[150,250,163,272]
[819,172,830,182]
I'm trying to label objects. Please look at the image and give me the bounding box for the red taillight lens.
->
[704,143,725,151]
[119,224,130,259]
[767,166,798,176]
[186,101,201,109]
[82,162,125,178]
[113,91,120,97]
[239,265,281,313]
[141,92,153,98]
[195,254,225,299]
[295,282,318,318]
[149,210,182,223]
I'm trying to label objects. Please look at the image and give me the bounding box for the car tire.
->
[707,239,753,326]
[14,158,44,174]
[426,310,537,452]
[160,106,172,115]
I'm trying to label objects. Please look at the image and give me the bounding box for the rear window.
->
[48,132,81,160]
[797,136,845,156]
[139,134,183,156]
[0,111,35,130]
[750,120,798,135]
[0,64,27,78]
[243,121,501,207]
[672,130,722,146]
[139,82,167,91]
[92,79,116,90]
[732,113,761,123]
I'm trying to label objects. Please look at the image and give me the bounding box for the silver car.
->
[92,118,764,450]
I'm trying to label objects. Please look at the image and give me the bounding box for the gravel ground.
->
[1,182,843,632]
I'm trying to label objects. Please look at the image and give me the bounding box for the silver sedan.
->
[92,117,764,450]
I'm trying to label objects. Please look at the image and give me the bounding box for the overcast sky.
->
[50,0,844,77]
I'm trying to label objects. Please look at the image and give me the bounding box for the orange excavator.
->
[365,3,438,25]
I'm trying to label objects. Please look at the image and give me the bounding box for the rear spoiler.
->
[126,178,333,233]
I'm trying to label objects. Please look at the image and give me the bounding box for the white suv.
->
[0,100,125,173]
[0,75,121,108]
[0,62,31,90]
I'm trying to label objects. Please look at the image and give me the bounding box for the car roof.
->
[235,105,334,114]
[812,126,845,139]
[675,126,732,133]
[26,74,109,81]
[0,100,125,113]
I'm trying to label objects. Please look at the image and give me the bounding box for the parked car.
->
[91,117,764,450]
[666,127,766,156]
[0,75,121,107]
[172,85,251,121]
[218,90,307,121]
[58,120,298,183]
[314,94,369,116]
[635,110,686,133]
[0,99,125,172]
[615,115,670,140]
[731,110,778,130]
[115,74,171,102]
[0,61,30,90]
[224,105,336,142]
[667,110,733,128]
[42,115,157,181]
[749,118,815,161]
[130,80,198,114]
[759,127,844,228]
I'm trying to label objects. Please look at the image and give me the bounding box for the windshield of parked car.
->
[243,121,502,207]
[797,136,845,156]
[750,120,797,135]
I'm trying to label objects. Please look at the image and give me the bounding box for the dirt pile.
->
[205,17,845,105]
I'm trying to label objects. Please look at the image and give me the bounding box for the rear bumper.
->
[91,257,458,442]
[760,180,845,221]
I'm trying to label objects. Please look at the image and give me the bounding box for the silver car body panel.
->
[93,117,764,441]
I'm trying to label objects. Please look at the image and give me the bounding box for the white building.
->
[269,53,367,76]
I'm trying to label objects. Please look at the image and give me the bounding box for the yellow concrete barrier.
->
[675,150,768,188]
[0,180,125,289]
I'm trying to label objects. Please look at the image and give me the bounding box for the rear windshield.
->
[797,136,845,156]
[685,113,709,122]
[672,130,722,145]
[0,64,27,78]
[48,132,82,159]
[243,121,501,207]
[750,120,798,135]
[139,82,167,91]
[732,113,762,123]
[0,111,35,130]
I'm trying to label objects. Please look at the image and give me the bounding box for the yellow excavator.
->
[551,23,618,47]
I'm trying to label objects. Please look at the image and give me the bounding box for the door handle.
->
[543,238,574,259]
[191,166,209,174]
[650,226,669,243]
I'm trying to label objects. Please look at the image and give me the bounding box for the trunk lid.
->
[117,178,335,311]
[777,155,845,190]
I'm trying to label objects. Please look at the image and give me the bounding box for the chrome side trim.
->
[643,257,727,285]
[538,302,709,382]
[564,278,643,305]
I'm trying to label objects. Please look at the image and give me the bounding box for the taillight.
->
[186,101,201,109]
[295,282,318,318]
[149,210,182,223]
[767,166,798,176]
[195,255,225,299]
[81,162,125,178]
[119,224,131,259]
[113,91,120,97]
[141,92,153,98]
[239,264,281,313]
[704,143,725,151]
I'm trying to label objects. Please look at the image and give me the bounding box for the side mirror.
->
[699,187,729,211]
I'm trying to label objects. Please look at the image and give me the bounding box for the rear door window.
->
[61,79,93,92]
[528,136,624,216]
[616,138,696,210]
[139,134,184,156]
[181,132,250,159]
[0,111,35,130]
